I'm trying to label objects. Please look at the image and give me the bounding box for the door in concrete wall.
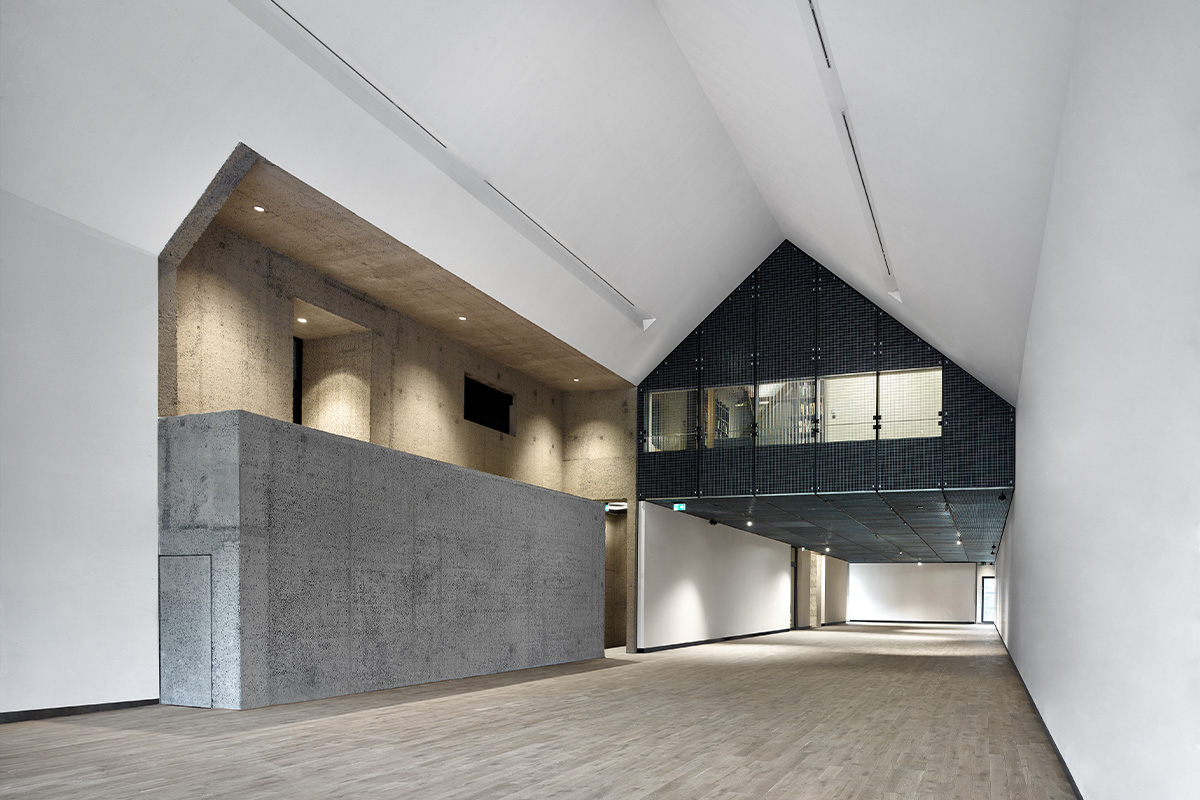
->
[159,555,213,707]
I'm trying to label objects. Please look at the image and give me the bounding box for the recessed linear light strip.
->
[841,114,892,278]
[807,0,831,68]
[486,182,640,309]
[228,0,655,330]
[261,0,446,150]
[799,0,901,301]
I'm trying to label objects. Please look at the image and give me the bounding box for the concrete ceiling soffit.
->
[214,159,632,391]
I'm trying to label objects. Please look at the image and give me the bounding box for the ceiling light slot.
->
[263,0,446,148]
[808,0,832,68]
[841,113,892,276]
[232,0,655,329]
[485,181,639,308]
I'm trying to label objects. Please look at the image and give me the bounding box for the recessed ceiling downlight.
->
[296,318,307,324]
[458,316,467,321]
[253,205,265,213]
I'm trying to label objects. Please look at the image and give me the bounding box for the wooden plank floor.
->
[0,624,1076,799]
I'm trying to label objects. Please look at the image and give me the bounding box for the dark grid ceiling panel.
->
[946,488,1012,561]
[647,488,1011,564]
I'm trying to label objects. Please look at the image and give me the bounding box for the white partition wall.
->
[848,563,976,623]
[637,502,791,650]
[823,556,849,624]
[0,193,159,712]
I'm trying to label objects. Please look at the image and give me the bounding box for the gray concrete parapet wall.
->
[159,410,605,709]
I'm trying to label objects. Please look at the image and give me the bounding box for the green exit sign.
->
[673,503,687,511]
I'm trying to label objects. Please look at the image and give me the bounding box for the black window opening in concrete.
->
[292,336,303,425]
[465,376,514,435]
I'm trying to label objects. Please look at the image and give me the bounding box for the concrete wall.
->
[159,410,604,709]
[562,389,637,649]
[822,556,849,624]
[175,227,294,421]
[0,191,159,713]
[302,332,372,442]
[637,502,791,650]
[387,312,565,491]
[173,224,567,491]
[997,2,1200,797]
[847,563,976,622]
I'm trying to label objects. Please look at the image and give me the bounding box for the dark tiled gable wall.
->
[637,241,1015,499]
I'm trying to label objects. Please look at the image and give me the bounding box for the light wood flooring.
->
[0,624,1076,799]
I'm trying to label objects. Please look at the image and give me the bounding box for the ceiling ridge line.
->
[228,0,656,330]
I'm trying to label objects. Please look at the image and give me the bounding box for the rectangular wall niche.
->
[158,410,604,709]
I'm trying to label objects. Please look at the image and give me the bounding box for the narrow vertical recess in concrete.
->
[562,389,637,649]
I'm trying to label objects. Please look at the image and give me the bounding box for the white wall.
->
[997,2,1200,797]
[0,192,159,711]
[637,502,791,650]
[848,563,976,622]
[822,556,849,624]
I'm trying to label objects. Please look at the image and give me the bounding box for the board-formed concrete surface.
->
[159,410,604,709]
